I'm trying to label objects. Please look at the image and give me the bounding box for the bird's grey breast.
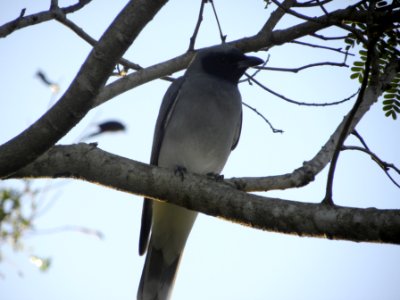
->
[158,74,242,174]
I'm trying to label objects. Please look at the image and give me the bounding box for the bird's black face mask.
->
[201,48,263,84]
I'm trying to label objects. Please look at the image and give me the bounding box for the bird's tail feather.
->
[137,244,181,300]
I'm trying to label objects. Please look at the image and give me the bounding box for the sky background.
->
[1,1,399,300]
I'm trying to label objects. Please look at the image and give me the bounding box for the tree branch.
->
[188,0,207,51]
[255,61,349,73]
[53,11,143,72]
[323,30,378,205]
[0,0,93,38]
[8,143,400,245]
[290,40,352,56]
[93,4,400,108]
[242,102,284,133]
[228,57,400,192]
[342,145,400,189]
[0,0,169,178]
[247,75,358,106]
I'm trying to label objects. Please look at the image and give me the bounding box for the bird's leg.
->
[174,165,187,181]
[206,172,224,182]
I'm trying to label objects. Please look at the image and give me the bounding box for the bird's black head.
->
[198,45,263,84]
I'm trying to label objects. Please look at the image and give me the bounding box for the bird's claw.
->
[174,166,187,181]
[206,172,224,182]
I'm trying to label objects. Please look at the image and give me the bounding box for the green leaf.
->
[359,50,368,56]
[357,23,366,31]
[345,38,354,45]
[385,110,396,119]
[384,93,395,99]
[350,73,359,79]
[353,61,365,67]
[383,99,394,105]
[351,67,363,72]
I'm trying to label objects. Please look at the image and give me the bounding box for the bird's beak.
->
[237,55,264,69]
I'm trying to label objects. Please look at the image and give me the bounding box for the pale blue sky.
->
[1,1,399,300]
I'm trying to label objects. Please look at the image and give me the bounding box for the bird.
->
[80,120,126,140]
[137,44,263,300]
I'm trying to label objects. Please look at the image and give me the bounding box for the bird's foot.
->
[206,172,224,182]
[174,165,187,181]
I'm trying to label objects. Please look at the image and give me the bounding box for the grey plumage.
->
[137,45,263,300]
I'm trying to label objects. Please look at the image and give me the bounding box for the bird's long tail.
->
[137,203,197,300]
[137,242,182,300]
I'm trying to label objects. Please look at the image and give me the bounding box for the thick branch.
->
[0,0,93,38]
[9,143,400,245]
[0,0,168,178]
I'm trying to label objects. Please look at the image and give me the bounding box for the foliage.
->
[0,186,32,251]
[0,183,51,274]
[345,1,400,119]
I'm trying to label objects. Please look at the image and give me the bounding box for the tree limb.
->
[0,0,169,178]
[0,0,93,38]
[93,4,400,108]
[323,25,378,205]
[228,57,400,192]
[8,143,400,245]
[247,75,358,106]
[342,145,400,189]
[255,61,349,73]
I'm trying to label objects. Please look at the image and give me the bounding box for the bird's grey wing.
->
[231,109,242,151]
[139,76,186,256]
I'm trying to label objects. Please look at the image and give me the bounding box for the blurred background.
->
[1,1,399,300]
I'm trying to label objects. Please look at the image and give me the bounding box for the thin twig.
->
[0,0,93,37]
[188,0,207,51]
[246,74,358,106]
[54,11,175,82]
[323,30,378,205]
[50,0,59,10]
[209,0,227,43]
[294,0,332,7]
[351,129,370,150]
[26,225,104,240]
[271,0,326,23]
[291,40,354,56]
[342,145,400,189]
[254,61,348,73]
[242,102,284,133]
[274,0,368,45]
[54,12,142,71]
[311,33,348,40]
[316,0,329,15]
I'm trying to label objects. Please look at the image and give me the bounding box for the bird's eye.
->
[219,56,228,64]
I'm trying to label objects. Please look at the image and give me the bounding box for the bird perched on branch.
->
[137,44,263,300]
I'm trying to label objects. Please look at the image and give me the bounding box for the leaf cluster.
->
[383,75,400,119]
[0,187,31,251]
[0,184,51,274]
[345,0,400,119]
